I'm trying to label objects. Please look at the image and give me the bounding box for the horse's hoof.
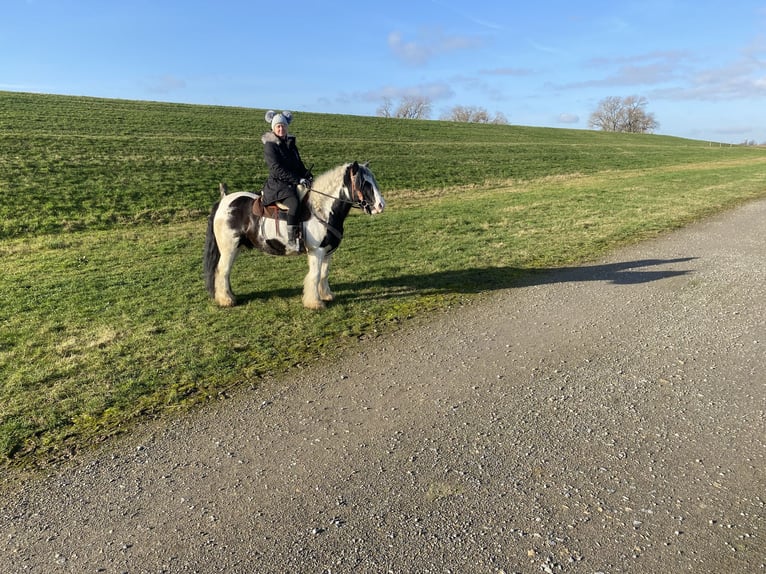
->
[302,299,326,310]
[216,295,236,307]
[320,293,335,302]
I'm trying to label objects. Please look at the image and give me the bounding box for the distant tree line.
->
[440,105,508,124]
[376,94,665,135]
[376,96,508,124]
[376,96,432,120]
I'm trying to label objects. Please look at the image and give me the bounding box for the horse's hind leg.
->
[214,221,239,307]
[302,252,325,310]
[215,249,238,307]
[318,253,334,302]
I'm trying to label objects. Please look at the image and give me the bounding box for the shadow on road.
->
[525,257,698,286]
[238,258,697,304]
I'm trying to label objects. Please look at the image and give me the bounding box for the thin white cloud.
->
[558,41,766,103]
[587,50,692,67]
[480,67,534,77]
[429,0,504,30]
[562,51,691,89]
[652,47,766,101]
[557,113,579,124]
[467,16,504,31]
[599,16,630,35]
[714,126,755,135]
[357,82,455,103]
[388,27,484,66]
[652,77,766,101]
[603,63,680,86]
[528,40,566,56]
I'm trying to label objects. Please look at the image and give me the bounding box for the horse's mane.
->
[307,163,352,213]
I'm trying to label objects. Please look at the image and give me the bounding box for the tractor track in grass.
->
[2,198,764,573]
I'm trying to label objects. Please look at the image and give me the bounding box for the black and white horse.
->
[203,161,385,309]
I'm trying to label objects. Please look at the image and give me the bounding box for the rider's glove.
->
[300,178,312,188]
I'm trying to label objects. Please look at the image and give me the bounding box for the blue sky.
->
[2,0,766,143]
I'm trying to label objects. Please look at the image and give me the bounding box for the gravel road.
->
[2,199,764,574]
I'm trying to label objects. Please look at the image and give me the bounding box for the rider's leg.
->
[282,193,301,253]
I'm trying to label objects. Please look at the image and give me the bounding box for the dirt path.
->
[2,199,764,574]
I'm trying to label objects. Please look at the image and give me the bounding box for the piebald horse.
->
[203,161,385,309]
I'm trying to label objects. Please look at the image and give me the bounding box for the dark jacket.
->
[261,131,309,204]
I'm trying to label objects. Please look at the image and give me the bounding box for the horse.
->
[203,161,385,309]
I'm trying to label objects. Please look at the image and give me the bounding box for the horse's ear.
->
[351,161,359,174]
[219,182,228,198]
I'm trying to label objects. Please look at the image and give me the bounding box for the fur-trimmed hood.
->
[261,131,294,145]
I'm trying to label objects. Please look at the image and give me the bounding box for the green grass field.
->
[2,90,766,469]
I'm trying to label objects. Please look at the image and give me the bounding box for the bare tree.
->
[588,96,623,132]
[588,95,658,134]
[621,96,659,133]
[395,95,432,120]
[376,96,434,120]
[468,107,490,124]
[441,105,508,124]
[376,97,393,118]
[442,105,473,122]
[491,111,509,125]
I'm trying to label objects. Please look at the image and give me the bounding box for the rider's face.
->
[273,123,287,138]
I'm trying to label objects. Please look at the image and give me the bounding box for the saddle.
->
[251,191,311,222]
[251,196,287,220]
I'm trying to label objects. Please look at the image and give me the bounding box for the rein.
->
[306,167,371,213]
[302,164,373,245]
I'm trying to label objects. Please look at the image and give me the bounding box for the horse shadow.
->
[237,257,698,305]
[343,257,699,303]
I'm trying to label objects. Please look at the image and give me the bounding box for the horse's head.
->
[348,161,385,215]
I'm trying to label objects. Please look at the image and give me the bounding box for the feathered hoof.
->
[215,294,236,307]
[302,298,326,310]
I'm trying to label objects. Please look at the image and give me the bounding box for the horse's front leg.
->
[302,251,325,310]
[318,253,334,302]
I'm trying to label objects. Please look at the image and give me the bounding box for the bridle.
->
[348,169,373,214]
[298,164,376,250]
[305,165,373,214]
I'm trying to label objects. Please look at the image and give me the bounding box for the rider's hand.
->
[300,178,311,188]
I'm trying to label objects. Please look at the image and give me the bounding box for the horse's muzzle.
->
[370,199,385,215]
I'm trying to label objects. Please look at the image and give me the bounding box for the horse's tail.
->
[203,201,221,297]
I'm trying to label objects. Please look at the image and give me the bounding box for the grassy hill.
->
[2,90,762,239]
[2,90,766,468]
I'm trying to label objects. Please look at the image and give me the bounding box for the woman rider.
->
[261,110,312,253]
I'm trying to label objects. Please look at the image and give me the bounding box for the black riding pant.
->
[280,193,300,226]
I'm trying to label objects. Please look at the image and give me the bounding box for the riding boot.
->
[286,225,301,253]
